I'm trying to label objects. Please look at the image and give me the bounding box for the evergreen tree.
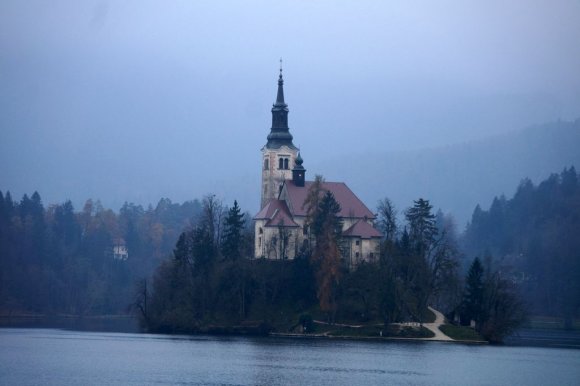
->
[221,200,246,260]
[405,198,438,257]
[462,257,485,325]
[303,175,324,236]
[310,190,343,322]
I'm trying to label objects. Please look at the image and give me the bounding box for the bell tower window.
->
[278,158,284,169]
[264,158,269,170]
[284,158,289,169]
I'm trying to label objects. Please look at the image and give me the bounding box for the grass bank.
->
[439,324,484,341]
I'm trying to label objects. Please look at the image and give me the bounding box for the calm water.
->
[1,328,579,386]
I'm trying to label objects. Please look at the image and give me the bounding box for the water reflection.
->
[1,329,579,386]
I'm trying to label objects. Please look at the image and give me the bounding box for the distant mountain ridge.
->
[313,119,580,227]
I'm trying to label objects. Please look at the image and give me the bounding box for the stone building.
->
[253,69,382,268]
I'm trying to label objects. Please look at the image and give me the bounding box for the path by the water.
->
[311,306,454,341]
[423,306,452,341]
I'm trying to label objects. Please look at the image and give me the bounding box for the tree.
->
[133,278,149,327]
[462,257,485,325]
[404,199,459,323]
[303,175,324,245]
[405,198,438,257]
[480,271,527,343]
[221,200,246,260]
[377,197,398,242]
[200,195,225,248]
[309,190,343,322]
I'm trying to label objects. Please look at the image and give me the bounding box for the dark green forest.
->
[0,193,202,315]
[462,166,580,328]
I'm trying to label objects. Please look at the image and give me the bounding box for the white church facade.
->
[254,70,382,268]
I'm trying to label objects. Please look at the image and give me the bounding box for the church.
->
[253,69,382,268]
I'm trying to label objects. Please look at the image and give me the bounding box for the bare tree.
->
[377,197,398,242]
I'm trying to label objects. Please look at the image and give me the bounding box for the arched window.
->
[264,158,269,170]
[278,158,283,169]
[284,158,289,169]
[259,227,263,234]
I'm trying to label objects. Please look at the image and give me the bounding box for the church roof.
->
[284,180,376,219]
[254,199,299,227]
[342,219,383,239]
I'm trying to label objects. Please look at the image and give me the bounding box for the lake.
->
[1,328,579,386]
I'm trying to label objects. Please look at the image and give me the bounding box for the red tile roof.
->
[342,219,383,239]
[284,180,375,219]
[254,199,299,227]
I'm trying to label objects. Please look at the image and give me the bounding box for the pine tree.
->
[462,257,485,326]
[405,198,438,257]
[221,200,246,260]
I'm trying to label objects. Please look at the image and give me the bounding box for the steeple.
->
[275,65,285,106]
[266,61,296,149]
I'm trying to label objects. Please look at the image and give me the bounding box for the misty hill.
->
[313,119,580,227]
[462,166,580,323]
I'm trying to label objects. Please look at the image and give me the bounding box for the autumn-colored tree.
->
[308,188,343,322]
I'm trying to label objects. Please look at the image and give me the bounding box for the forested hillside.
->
[318,119,580,225]
[0,192,201,315]
[462,167,580,326]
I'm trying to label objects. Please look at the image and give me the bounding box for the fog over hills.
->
[313,119,580,227]
[2,2,579,226]
[2,116,578,229]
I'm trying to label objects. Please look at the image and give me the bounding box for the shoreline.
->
[269,331,488,345]
[4,314,579,348]
[0,313,139,333]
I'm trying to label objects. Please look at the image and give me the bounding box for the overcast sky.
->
[1,0,579,214]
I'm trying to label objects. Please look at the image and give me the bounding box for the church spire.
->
[275,59,285,106]
[266,61,296,149]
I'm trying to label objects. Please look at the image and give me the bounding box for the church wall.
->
[254,220,267,258]
[254,221,301,260]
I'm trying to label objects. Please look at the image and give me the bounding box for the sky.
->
[1,0,579,215]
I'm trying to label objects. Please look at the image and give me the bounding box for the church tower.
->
[260,67,298,208]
